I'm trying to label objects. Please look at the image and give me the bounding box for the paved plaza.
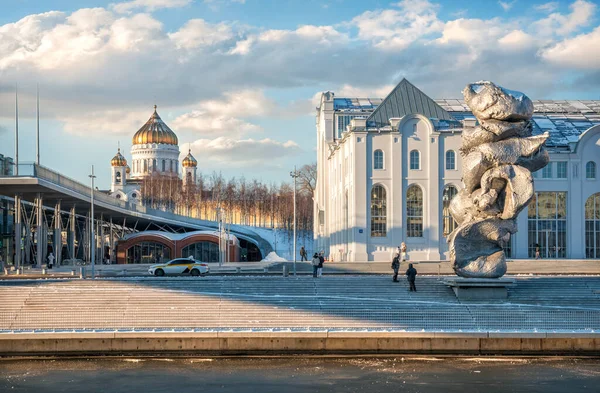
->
[1,275,599,332]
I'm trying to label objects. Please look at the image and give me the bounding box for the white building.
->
[314,79,600,262]
[109,106,197,202]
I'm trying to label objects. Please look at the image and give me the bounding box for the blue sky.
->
[0,0,599,186]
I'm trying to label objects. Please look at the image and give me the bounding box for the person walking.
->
[311,253,320,278]
[47,252,55,269]
[535,243,541,260]
[406,263,417,292]
[300,246,307,262]
[317,252,324,278]
[391,253,400,282]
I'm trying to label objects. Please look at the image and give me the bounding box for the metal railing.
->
[1,308,598,333]
[0,163,273,256]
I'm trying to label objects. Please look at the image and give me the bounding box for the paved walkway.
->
[2,259,600,279]
[1,276,599,332]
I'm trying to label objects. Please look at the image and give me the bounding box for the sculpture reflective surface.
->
[449,81,549,278]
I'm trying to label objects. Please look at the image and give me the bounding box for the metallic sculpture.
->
[449,81,549,278]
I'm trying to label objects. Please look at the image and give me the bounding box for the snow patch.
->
[261,252,287,262]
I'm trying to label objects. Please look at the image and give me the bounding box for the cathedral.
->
[109,106,198,203]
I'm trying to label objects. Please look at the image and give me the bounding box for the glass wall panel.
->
[126,242,171,264]
[528,192,567,259]
[182,241,220,262]
[585,193,600,258]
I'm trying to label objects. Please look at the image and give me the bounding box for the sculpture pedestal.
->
[443,278,516,301]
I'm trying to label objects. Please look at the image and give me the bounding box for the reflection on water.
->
[1,357,599,393]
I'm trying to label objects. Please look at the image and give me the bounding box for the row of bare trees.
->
[140,164,316,232]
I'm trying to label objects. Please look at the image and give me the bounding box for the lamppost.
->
[289,167,299,277]
[89,165,96,279]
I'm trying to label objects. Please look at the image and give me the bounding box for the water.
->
[1,357,599,392]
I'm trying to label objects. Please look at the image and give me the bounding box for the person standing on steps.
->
[391,253,400,282]
[406,263,417,292]
[317,252,324,278]
[300,246,307,262]
[311,253,320,278]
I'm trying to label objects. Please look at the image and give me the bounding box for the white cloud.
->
[541,25,600,69]
[535,2,559,12]
[172,90,274,135]
[351,0,443,49]
[534,0,596,36]
[187,137,300,168]
[498,30,536,50]
[499,1,515,11]
[168,19,233,49]
[58,108,155,136]
[111,0,192,14]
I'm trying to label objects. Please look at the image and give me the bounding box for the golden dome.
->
[132,105,178,146]
[111,149,127,167]
[182,149,197,168]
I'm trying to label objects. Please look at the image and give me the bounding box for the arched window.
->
[170,160,174,172]
[115,171,121,184]
[126,241,171,264]
[162,159,166,172]
[406,185,423,237]
[370,185,387,237]
[586,161,596,179]
[442,186,458,236]
[143,160,148,173]
[182,241,220,262]
[374,150,384,170]
[585,193,600,258]
[152,159,157,172]
[410,150,420,170]
[446,150,456,170]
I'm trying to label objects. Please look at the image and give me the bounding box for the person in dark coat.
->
[300,246,307,261]
[406,263,417,292]
[391,253,400,282]
[317,252,325,278]
[311,253,320,278]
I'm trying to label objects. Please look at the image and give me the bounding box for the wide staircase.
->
[0,276,599,332]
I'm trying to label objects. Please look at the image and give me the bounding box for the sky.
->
[0,0,599,186]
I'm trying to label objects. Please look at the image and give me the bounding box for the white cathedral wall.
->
[130,144,180,178]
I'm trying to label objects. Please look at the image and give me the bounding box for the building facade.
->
[314,79,600,261]
[108,105,197,202]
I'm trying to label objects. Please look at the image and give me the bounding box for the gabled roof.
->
[367,78,454,127]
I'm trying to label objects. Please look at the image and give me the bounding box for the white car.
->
[148,258,210,277]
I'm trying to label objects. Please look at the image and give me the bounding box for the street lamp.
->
[289,166,299,277]
[89,165,96,279]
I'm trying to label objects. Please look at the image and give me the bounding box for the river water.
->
[1,357,599,392]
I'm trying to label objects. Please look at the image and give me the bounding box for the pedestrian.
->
[317,252,324,278]
[535,243,540,260]
[300,246,307,261]
[400,242,407,262]
[391,253,400,282]
[311,253,320,278]
[406,263,417,292]
[47,252,55,269]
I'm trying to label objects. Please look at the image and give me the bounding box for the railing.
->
[0,163,273,254]
[1,308,598,332]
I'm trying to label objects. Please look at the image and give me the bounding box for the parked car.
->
[148,258,209,277]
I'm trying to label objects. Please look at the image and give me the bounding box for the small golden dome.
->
[132,105,179,146]
[126,165,131,174]
[182,149,197,168]
[111,149,127,167]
